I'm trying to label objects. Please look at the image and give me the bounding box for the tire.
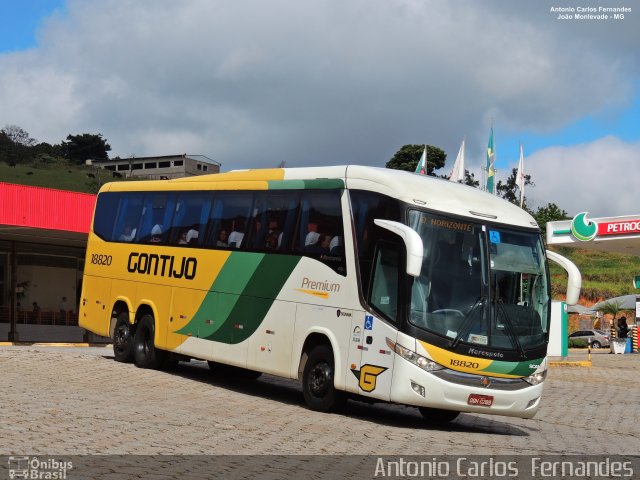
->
[302,344,346,412]
[113,312,134,363]
[207,361,262,381]
[418,406,460,423]
[133,314,167,369]
[591,340,601,349]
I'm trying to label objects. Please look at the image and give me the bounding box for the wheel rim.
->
[308,361,333,397]
[592,342,601,349]
[114,324,129,353]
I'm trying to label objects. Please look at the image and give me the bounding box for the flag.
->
[449,138,465,182]
[516,143,525,207]
[415,146,427,175]
[486,128,495,193]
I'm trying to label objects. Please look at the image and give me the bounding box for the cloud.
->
[523,136,640,218]
[0,0,637,174]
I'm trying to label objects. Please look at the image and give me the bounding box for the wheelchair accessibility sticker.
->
[364,315,374,330]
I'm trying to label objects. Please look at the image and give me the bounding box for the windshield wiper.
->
[450,295,486,349]
[495,300,527,359]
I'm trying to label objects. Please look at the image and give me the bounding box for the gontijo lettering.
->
[127,252,197,279]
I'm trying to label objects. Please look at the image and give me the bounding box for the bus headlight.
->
[523,369,547,386]
[386,338,444,372]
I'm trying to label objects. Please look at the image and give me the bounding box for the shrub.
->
[568,338,589,348]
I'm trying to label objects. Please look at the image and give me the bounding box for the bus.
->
[79,165,580,422]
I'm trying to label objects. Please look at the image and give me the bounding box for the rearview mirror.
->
[546,250,582,305]
[374,219,423,277]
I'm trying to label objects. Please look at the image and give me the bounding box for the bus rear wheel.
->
[418,406,460,423]
[302,344,345,412]
[133,314,167,369]
[113,312,134,363]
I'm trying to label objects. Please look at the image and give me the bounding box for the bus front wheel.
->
[133,314,167,369]
[113,312,134,363]
[302,344,345,412]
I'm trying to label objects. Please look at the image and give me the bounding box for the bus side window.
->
[138,193,175,244]
[298,190,346,275]
[369,243,401,324]
[207,192,253,249]
[93,192,121,241]
[277,195,299,251]
[112,193,144,243]
[171,192,211,246]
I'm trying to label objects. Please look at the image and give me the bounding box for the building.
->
[88,153,221,180]
[0,182,97,342]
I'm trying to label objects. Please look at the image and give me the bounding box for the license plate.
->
[468,394,494,407]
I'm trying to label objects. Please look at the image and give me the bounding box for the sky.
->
[0,0,638,217]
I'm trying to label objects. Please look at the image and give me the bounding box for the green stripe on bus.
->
[268,179,344,190]
[176,253,301,343]
[205,254,301,344]
[213,253,265,294]
[175,253,265,338]
[481,358,543,377]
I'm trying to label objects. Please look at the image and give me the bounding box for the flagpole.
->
[516,143,525,208]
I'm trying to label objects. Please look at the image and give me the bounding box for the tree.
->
[61,133,111,164]
[531,203,568,237]
[463,170,479,187]
[595,301,623,335]
[496,167,533,208]
[386,144,447,175]
[1,124,37,146]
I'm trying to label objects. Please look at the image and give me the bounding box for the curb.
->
[549,360,592,367]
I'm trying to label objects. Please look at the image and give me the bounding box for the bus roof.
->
[100,165,538,230]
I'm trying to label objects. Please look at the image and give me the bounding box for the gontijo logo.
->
[350,364,388,392]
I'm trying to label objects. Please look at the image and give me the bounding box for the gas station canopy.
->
[547,212,640,257]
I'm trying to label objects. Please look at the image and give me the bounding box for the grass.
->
[550,246,640,302]
[0,158,113,193]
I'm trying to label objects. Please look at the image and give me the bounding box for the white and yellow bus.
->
[79,166,579,421]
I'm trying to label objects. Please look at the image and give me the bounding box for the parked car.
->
[568,329,610,348]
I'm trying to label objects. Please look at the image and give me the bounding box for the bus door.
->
[354,313,396,401]
[354,242,403,401]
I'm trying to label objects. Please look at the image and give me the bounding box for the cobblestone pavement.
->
[0,346,638,457]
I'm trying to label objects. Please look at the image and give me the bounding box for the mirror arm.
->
[546,250,582,305]
[374,219,423,277]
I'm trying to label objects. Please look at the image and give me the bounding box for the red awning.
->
[0,182,96,233]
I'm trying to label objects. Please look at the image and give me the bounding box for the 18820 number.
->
[450,359,479,369]
[91,254,112,266]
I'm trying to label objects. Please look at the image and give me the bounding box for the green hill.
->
[0,158,122,193]
[549,246,640,304]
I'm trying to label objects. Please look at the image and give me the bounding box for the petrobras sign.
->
[570,212,640,241]
[549,212,640,243]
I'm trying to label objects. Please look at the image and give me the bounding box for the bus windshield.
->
[407,210,549,354]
